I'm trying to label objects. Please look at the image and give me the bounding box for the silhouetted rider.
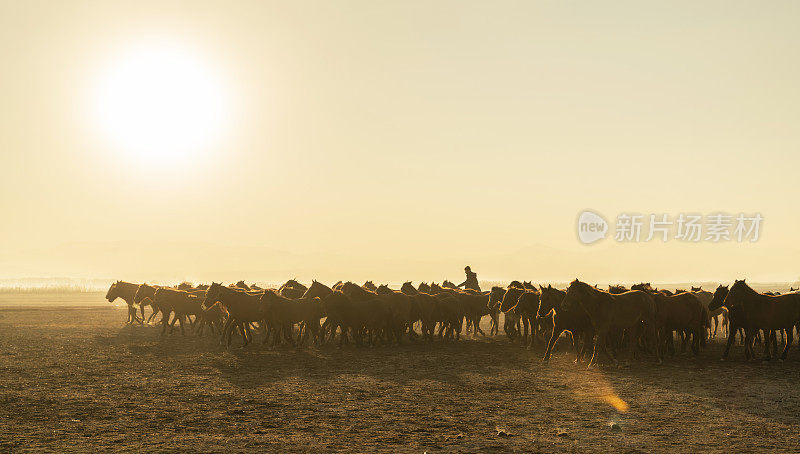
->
[456,266,481,292]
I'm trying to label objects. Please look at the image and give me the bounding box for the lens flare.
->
[602,393,630,413]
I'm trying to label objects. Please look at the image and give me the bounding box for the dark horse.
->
[538,284,594,363]
[718,280,800,361]
[562,279,661,367]
[203,282,265,347]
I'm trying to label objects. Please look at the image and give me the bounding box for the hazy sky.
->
[1,1,799,284]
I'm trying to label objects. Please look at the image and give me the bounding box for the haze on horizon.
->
[1,1,799,285]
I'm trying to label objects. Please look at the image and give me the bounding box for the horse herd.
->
[104,278,800,367]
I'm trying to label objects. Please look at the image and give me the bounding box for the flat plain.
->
[1,294,800,453]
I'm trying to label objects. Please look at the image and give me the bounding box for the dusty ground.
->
[2,297,800,453]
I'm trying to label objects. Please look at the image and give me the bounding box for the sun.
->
[90,42,230,164]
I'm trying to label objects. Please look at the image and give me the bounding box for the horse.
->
[340,282,399,345]
[538,284,594,363]
[302,280,334,299]
[720,280,800,361]
[152,288,204,336]
[203,282,266,347]
[377,284,425,340]
[499,285,525,341]
[652,292,707,357]
[194,301,227,336]
[692,287,727,338]
[260,290,324,346]
[279,279,308,300]
[442,280,457,289]
[486,287,506,336]
[404,282,462,341]
[608,284,629,295]
[233,280,251,291]
[510,289,542,348]
[133,283,162,324]
[362,281,377,292]
[562,279,661,367]
[401,282,435,341]
[105,281,143,324]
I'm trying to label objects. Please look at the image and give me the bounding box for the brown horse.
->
[233,280,251,291]
[692,288,727,338]
[340,282,401,345]
[302,280,334,299]
[510,290,542,347]
[106,281,143,324]
[562,279,661,367]
[608,284,629,295]
[403,282,462,341]
[499,285,524,341]
[278,279,308,300]
[376,284,420,340]
[721,280,800,361]
[401,282,434,341]
[708,285,749,360]
[153,288,204,336]
[260,290,324,346]
[133,283,162,324]
[203,282,265,347]
[652,292,707,357]
[194,301,227,336]
[538,284,594,362]
[486,287,506,336]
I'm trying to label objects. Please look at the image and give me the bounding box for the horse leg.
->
[773,331,780,358]
[178,315,186,336]
[762,329,773,361]
[160,310,171,336]
[223,320,234,347]
[722,323,736,359]
[587,332,601,368]
[543,326,562,362]
[521,318,529,348]
[781,328,793,360]
[244,323,253,346]
[579,331,593,362]
[666,329,675,357]
[601,332,620,367]
[744,330,755,360]
[679,330,688,354]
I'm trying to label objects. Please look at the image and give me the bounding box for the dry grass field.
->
[2,296,800,453]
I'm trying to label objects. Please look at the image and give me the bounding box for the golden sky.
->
[1,1,799,284]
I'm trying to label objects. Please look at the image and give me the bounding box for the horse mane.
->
[541,286,566,297]
[571,279,606,296]
[608,284,628,294]
[732,279,759,296]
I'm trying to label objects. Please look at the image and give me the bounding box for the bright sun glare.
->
[91,42,230,164]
